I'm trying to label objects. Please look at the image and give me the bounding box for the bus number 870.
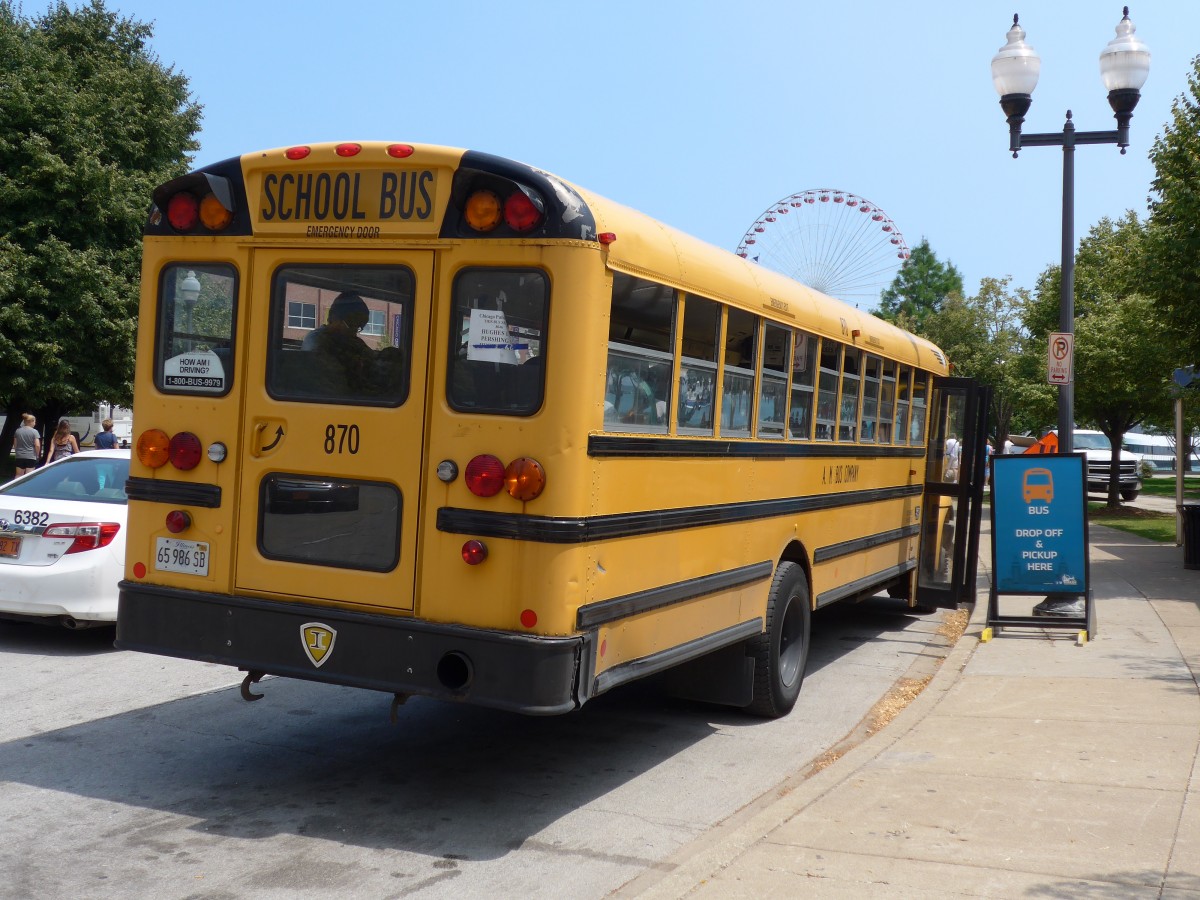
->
[324,423,360,455]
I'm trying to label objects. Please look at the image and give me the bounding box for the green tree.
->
[1023,211,1145,338]
[1145,54,1200,364]
[1034,215,1181,507]
[0,0,200,453]
[877,238,964,330]
[1073,292,1175,507]
[917,277,1046,450]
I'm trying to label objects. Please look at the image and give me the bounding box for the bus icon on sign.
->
[1022,467,1054,504]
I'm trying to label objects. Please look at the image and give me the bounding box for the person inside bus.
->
[302,292,399,396]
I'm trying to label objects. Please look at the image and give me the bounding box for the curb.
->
[615,596,989,898]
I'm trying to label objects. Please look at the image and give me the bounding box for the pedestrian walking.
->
[44,417,79,465]
[94,418,119,450]
[12,413,41,476]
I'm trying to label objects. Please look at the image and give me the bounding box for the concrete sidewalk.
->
[619,524,1200,897]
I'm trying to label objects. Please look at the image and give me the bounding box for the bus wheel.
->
[745,561,811,718]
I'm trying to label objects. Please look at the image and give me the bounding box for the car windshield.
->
[1073,433,1112,451]
[0,456,130,505]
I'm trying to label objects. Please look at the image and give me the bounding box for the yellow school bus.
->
[116,141,978,718]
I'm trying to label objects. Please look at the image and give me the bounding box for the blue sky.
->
[100,0,1198,305]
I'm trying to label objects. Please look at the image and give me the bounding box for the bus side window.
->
[839,347,862,442]
[677,294,720,436]
[721,307,757,437]
[789,331,817,440]
[604,273,675,433]
[861,354,882,443]
[879,359,896,443]
[758,323,790,439]
[894,365,912,444]
[815,339,841,442]
[911,375,929,445]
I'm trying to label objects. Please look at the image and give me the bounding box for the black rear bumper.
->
[116,582,590,715]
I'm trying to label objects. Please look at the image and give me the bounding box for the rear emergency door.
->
[234,251,433,611]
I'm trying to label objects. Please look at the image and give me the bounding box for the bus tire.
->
[745,561,811,718]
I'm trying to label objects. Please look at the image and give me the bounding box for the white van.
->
[1071,429,1143,500]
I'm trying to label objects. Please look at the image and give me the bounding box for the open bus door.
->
[915,377,991,610]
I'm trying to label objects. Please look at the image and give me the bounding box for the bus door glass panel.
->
[838,347,862,442]
[447,268,549,415]
[919,388,967,591]
[237,255,433,612]
[721,308,757,437]
[603,273,675,432]
[154,264,237,397]
[917,379,987,607]
[815,340,841,441]
[267,266,411,405]
[758,323,790,438]
[789,331,817,440]
[677,294,720,436]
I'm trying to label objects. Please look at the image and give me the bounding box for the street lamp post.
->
[990,8,1150,457]
[178,270,202,352]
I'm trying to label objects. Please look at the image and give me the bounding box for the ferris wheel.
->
[736,189,911,308]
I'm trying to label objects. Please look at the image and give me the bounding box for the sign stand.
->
[985,453,1093,642]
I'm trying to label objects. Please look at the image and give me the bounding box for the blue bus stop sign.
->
[991,453,1088,595]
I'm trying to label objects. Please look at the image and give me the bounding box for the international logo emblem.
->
[300,622,337,668]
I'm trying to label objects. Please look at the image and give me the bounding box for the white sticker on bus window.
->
[466,309,523,364]
[163,350,226,392]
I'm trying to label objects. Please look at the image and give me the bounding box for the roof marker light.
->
[387,144,415,158]
[335,143,362,157]
[598,232,617,245]
[285,146,311,160]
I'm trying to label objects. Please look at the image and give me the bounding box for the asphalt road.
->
[0,597,955,899]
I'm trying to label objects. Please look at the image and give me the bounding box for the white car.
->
[0,449,130,628]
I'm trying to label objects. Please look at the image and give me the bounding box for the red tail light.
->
[461,540,488,565]
[169,432,202,470]
[165,510,191,534]
[465,455,506,497]
[43,522,120,554]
